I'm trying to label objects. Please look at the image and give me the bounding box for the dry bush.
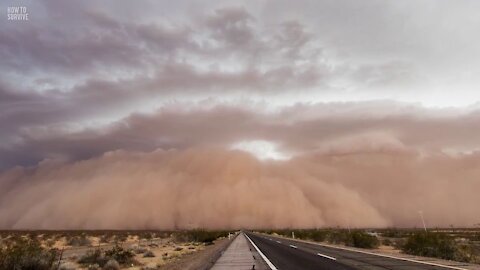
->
[143,250,155,257]
[173,230,230,244]
[402,232,457,261]
[0,238,60,270]
[103,259,120,270]
[78,244,136,268]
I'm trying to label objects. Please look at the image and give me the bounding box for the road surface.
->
[211,233,261,270]
[245,232,471,270]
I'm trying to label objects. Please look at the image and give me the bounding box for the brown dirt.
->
[158,238,232,270]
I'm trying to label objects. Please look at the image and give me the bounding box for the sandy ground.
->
[157,238,232,270]
[0,233,232,270]
[130,240,208,269]
[58,238,213,269]
[376,244,402,254]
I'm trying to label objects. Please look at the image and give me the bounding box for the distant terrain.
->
[1,228,479,269]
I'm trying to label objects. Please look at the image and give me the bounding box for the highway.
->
[245,232,469,270]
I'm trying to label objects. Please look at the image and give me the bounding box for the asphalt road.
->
[245,232,466,270]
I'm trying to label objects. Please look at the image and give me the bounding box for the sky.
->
[0,0,480,229]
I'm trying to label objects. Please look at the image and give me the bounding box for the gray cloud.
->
[0,3,328,150]
[3,101,480,169]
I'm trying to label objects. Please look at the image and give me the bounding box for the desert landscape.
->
[1,229,480,269]
[0,230,234,269]
[1,0,480,269]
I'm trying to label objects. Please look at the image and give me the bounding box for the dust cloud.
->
[0,147,478,229]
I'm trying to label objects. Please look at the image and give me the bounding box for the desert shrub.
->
[59,262,77,270]
[0,238,60,270]
[326,230,350,244]
[139,232,153,240]
[1,235,18,247]
[78,245,135,267]
[454,244,478,263]
[402,232,456,260]
[100,234,113,244]
[382,238,392,246]
[46,239,56,247]
[301,230,326,242]
[26,232,39,240]
[133,245,148,254]
[78,249,108,266]
[87,263,100,270]
[174,230,230,244]
[309,230,327,242]
[103,259,120,270]
[473,233,480,242]
[276,229,328,242]
[104,245,135,265]
[393,238,406,249]
[143,250,155,257]
[381,229,407,238]
[264,229,380,248]
[347,231,379,249]
[113,234,127,243]
[141,262,159,270]
[67,234,91,247]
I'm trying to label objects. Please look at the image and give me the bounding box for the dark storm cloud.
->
[205,7,255,49]
[0,3,320,76]
[1,0,479,156]
[0,2,327,152]
[0,9,191,74]
[8,0,479,153]
[3,101,480,169]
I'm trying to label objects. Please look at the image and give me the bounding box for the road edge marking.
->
[245,233,278,270]
[313,242,468,270]
[264,234,468,270]
[317,252,337,261]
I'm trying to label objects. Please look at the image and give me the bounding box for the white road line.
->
[317,253,337,261]
[315,243,469,270]
[289,245,297,249]
[245,234,278,270]
[274,236,469,270]
[276,241,281,244]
